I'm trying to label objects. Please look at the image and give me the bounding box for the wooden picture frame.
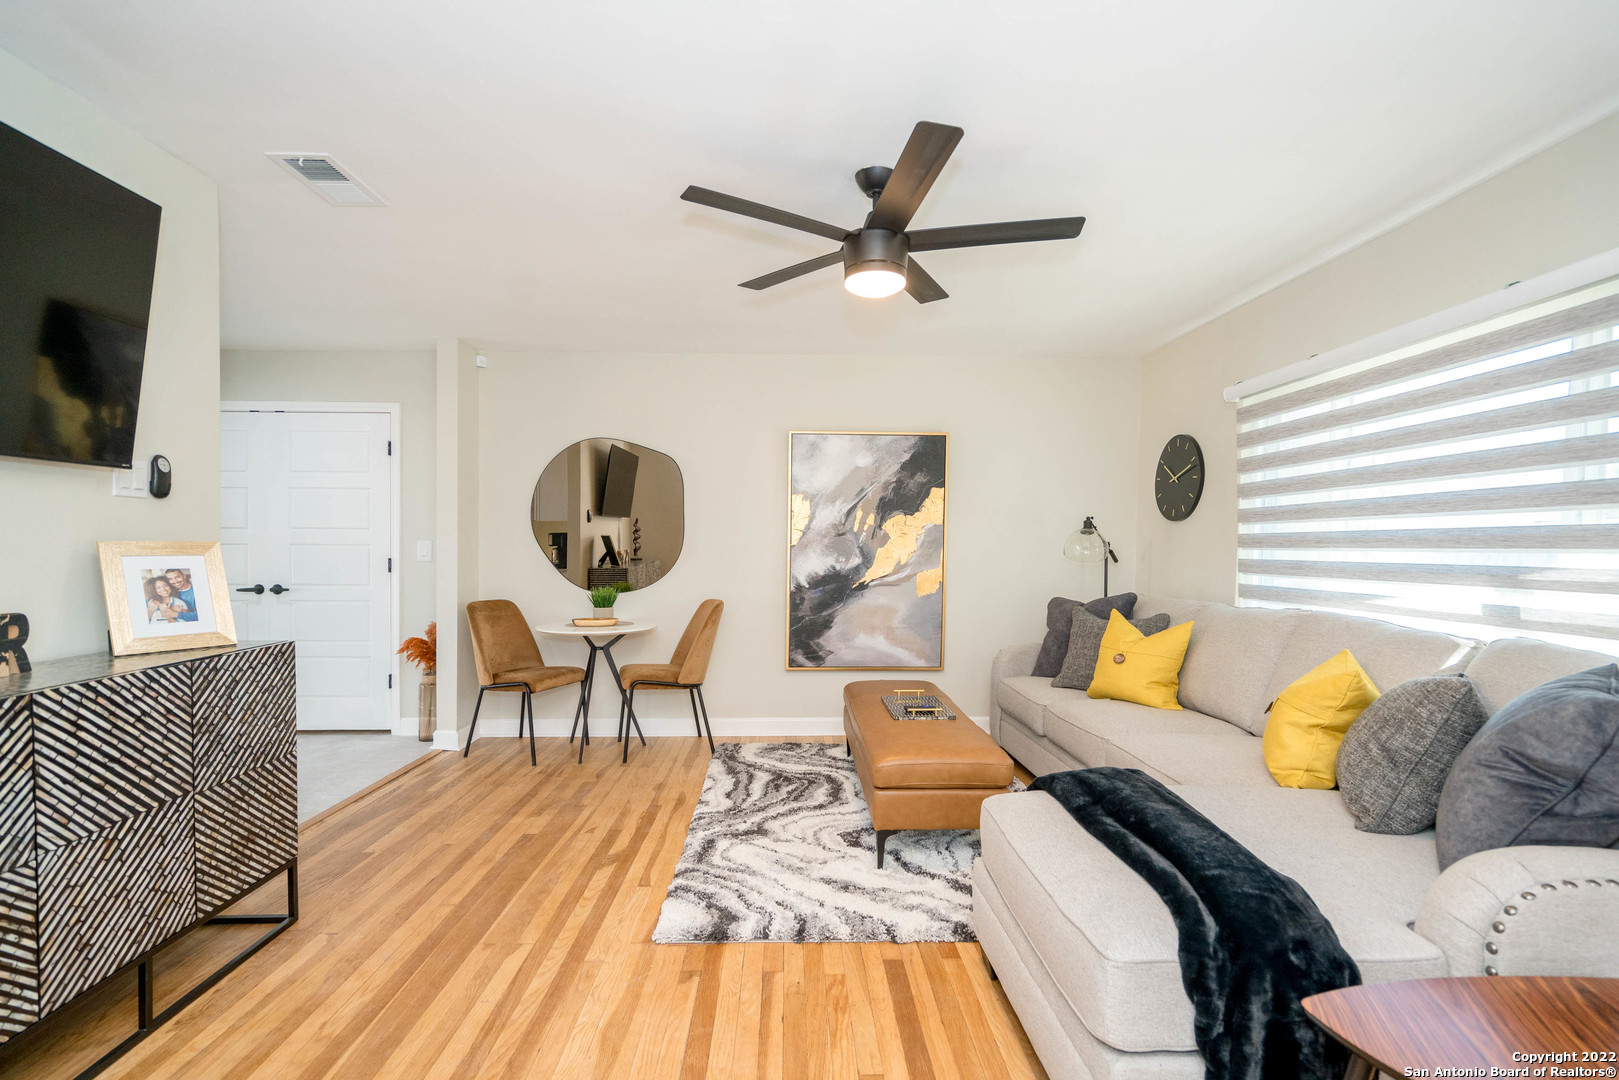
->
[97,540,239,656]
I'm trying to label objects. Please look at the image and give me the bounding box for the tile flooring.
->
[297,731,435,821]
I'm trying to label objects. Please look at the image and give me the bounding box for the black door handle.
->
[268,584,291,595]
[236,584,265,595]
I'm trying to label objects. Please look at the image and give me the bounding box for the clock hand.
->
[1171,461,1197,481]
[1160,463,1178,483]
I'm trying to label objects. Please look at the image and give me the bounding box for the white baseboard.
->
[449,714,991,743]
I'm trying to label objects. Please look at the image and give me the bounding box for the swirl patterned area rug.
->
[653,741,981,943]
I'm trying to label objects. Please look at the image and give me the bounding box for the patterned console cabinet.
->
[0,641,296,1049]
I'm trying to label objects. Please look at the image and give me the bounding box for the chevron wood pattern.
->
[30,666,195,851]
[194,642,295,792]
[0,697,34,873]
[0,641,298,1053]
[36,796,198,1013]
[0,860,40,1041]
[195,751,297,915]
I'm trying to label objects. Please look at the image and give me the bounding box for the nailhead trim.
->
[1488,875,1608,975]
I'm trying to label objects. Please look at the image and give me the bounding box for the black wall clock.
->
[1155,434,1204,521]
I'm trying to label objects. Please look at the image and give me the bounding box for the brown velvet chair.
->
[617,599,723,763]
[464,600,587,765]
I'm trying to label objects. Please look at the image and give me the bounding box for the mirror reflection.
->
[531,438,684,591]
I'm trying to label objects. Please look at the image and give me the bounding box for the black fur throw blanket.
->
[1030,768,1360,1080]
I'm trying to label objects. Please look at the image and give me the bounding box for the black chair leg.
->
[618,693,627,743]
[525,691,536,766]
[695,685,715,754]
[623,686,637,764]
[463,687,487,756]
[689,688,702,738]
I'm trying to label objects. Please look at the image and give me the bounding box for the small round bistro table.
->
[534,621,657,763]
[1303,976,1619,1080]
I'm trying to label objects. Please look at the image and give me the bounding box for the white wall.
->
[220,349,437,711]
[0,46,220,661]
[1135,110,1619,603]
[475,352,1139,731]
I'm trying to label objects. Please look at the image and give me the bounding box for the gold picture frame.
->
[97,540,239,656]
[786,431,948,671]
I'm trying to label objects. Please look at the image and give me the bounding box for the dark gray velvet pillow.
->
[1033,593,1137,678]
[1336,674,1489,835]
[1052,609,1171,691]
[1435,664,1619,869]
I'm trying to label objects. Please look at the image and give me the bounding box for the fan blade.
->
[739,251,843,290]
[868,122,964,233]
[904,258,948,304]
[681,186,850,242]
[907,216,1085,251]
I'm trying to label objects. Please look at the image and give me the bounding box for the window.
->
[1235,278,1619,657]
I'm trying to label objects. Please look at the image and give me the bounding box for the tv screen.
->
[599,444,639,517]
[0,119,162,468]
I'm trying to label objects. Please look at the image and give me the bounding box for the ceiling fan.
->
[680,121,1085,304]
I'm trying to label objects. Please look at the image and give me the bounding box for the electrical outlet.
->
[416,540,433,562]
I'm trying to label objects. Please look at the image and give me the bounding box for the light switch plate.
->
[416,540,433,562]
[111,470,148,498]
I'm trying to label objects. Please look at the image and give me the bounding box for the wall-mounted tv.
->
[0,119,162,468]
[599,444,639,517]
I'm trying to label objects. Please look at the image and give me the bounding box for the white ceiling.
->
[3,1,1619,357]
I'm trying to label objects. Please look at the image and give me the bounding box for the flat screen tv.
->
[599,444,639,517]
[0,119,162,468]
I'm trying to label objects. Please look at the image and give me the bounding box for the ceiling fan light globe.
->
[844,267,906,299]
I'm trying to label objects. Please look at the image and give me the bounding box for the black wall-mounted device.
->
[149,454,172,498]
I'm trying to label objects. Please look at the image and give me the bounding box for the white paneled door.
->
[221,409,395,730]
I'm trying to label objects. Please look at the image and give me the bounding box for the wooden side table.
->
[1303,977,1619,1080]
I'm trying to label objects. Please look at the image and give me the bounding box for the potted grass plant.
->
[589,586,619,619]
[397,622,436,741]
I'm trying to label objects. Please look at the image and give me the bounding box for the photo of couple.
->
[142,568,199,623]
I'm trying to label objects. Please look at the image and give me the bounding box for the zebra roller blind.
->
[1236,279,1619,656]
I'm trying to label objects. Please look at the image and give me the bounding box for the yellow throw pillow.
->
[1262,650,1381,789]
[1086,609,1193,710]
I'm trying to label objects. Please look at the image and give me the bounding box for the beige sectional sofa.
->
[976,594,1619,1080]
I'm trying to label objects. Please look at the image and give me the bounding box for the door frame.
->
[220,400,404,731]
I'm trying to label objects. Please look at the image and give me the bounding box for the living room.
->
[1,3,1617,1078]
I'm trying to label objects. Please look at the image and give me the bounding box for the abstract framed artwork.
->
[97,540,238,656]
[787,432,947,670]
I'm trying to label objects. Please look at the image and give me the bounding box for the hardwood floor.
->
[5,736,1048,1080]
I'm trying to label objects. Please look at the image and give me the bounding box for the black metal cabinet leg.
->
[876,829,897,869]
[695,685,715,754]
[463,687,487,756]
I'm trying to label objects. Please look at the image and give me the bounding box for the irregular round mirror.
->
[531,439,684,591]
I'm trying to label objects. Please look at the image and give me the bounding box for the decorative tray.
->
[880,693,956,720]
[572,617,619,627]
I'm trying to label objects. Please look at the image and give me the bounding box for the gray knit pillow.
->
[1052,610,1171,691]
[1336,674,1489,835]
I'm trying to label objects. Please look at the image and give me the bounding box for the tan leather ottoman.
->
[843,680,1015,867]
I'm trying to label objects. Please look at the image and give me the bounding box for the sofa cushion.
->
[1337,674,1489,835]
[978,788,1446,1054]
[1175,604,1300,732]
[1033,593,1138,678]
[1463,637,1619,717]
[1436,664,1619,870]
[1052,609,1169,691]
[1257,611,1471,735]
[997,675,1069,737]
[1105,731,1272,788]
[1132,594,1211,629]
[1042,694,1234,768]
[1262,650,1381,790]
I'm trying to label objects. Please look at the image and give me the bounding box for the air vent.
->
[267,153,386,207]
